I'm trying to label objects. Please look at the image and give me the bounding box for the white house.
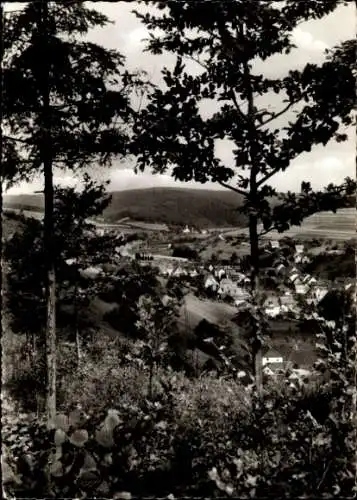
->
[295,283,308,295]
[314,288,328,302]
[173,266,187,277]
[265,306,282,318]
[262,350,284,368]
[166,266,174,276]
[270,240,280,249]
[204,274,219,291]
[308,277,317,286]
[263,366,275,376]
[295,244,304,254]
[183,225,190,234]
[216,268,226,279]
[289,273,300,283]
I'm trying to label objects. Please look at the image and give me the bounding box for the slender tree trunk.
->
[39,0,56,425]
[242,23,263,399]
[0,0,4,356]
[73,274,81,367]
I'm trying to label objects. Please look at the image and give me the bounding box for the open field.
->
[179,294,237,330]
[222,208,355,241]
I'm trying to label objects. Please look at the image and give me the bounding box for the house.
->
[173,266,186,277]
[262,350,284,368]
[215,268,226,280]
[263,366,275,376]
[204,274,219,291]
[234,299,247,308]
[276,263,285,273]
[280,292,295,307]
[219,278,238,296]
[265,305,283,318]
[295,283,308,295]
[201,229,208,235]
[182,225,190,234]
[314,287,328,302]
[289,273,300,283]
[65,258,76,266]
[270,240,280,249]
[295,244,304,254]
[190,269,198,278]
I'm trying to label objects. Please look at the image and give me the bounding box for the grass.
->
[179,294,237,330]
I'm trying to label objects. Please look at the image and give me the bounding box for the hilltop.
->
[4,188,355,230]
[4,187,247,228]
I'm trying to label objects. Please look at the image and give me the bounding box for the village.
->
[75,219,354,382]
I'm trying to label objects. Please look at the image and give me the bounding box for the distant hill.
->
[4,188,354,230]
[4,188,247,228]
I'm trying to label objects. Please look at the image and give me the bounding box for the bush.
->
[4,367,356,498]
[172,245,199,260]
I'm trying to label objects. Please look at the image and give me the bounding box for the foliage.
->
[2,1,144,182]
[172,244,199,260]
[4,178,120,339]
[132,0,355,280]
[304,244,355,280]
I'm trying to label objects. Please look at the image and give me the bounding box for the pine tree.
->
[131,0,356,396]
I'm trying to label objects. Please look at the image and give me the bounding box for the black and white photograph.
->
[1,0,356,498]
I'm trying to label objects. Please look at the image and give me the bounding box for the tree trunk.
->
[242,21,263,399]
[73,277,81,367]
[0,0,3,354]
[39,0,56,425]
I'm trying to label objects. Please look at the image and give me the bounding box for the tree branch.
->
[218,180,248,197]
[257,100,297,129]
[230,89,247,123]
[3,135,34,145]
[186,55,208,71]
[258,225,277,237]
[257,168,280,187]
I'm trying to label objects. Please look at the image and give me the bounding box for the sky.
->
[5,1,356,195]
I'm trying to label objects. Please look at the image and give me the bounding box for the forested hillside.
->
[5,188,248,227]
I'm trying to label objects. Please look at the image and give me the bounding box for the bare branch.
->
[257,100,297,129]
[218,180,248,197]
[186,55,208,71]
[3,135,34,145]
[257,168,280,187]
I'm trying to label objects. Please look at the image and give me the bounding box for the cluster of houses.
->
[182,225,208,235]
